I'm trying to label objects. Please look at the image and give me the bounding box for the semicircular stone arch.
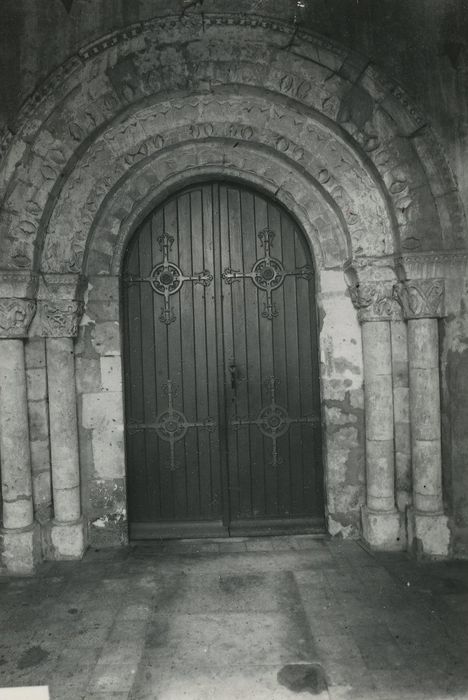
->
[85,150,348,278]
[47,89,394,277]
[0,12,465,276]
[0,11,467,571]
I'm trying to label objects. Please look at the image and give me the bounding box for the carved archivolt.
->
[86,141,348,275]
[0,13,464,279]
[42,94,390,274]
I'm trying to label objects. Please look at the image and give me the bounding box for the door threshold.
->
[129,520,228,540]
[229,517,326,537]
[130,518,326,541]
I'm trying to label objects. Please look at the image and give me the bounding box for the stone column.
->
[39,298,86,559]
[394,279,450,556]
[25,337,53,524]
[0,298,39,573]
[390,321,412,513]
[349,280,403,549]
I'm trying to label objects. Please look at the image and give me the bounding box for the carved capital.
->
[0,271,39,299]
[38,300,84,337]
[393,279,445,319]
[348,281,402,322]
[0,298,36,338]
[395,251,468,280]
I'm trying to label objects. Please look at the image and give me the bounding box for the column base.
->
[43,517,86,560]
[407,508,450,557]
[0,523,41,575]
[361,506,404,550]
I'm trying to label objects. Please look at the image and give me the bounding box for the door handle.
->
[229,359,237,395]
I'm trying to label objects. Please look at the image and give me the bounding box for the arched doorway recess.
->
[0,13,466,572]
[122,181,324,538]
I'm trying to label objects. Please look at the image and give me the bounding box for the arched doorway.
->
[122,181,324,538]
[1,12,466,572]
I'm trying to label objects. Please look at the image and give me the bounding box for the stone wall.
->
[1,0,468,212]
[77,276,127,547]
[319,271,365,537]
[0,2,467,570]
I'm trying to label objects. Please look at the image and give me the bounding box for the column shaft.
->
[390,321,412,511]
[362,321,396,512]
[46,337,81,522]
[394,278,450,556]
[0,339,34,529]
[408,318,443,513]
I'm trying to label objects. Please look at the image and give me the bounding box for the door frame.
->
[120,177,328,538]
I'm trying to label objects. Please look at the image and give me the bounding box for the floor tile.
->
[87,664,139,693]
[129,663,329,700]
[0,536,467,699]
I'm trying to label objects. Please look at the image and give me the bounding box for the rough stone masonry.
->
[0,0,468,573]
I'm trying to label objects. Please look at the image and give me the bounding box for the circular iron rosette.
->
[155,410,188,442]
[150,263,183,295]
[252,257,285,291]
[257,405,290,438]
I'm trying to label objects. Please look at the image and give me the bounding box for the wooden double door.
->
[123,182,324,538]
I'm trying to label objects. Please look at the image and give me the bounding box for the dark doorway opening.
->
[122,182,324,538]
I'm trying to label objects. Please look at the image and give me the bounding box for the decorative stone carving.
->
[79,25,144,61]
[0,298,36,338]
[348,281,402,322]
[38,300,84,338]
[396,251,468,280]
[41,91,394,274]
[393,279,445,319]
[99,143,346,275]
[0,13,462,276]
[0,271,38,298]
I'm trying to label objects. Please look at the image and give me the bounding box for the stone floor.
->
[1,536,468,699]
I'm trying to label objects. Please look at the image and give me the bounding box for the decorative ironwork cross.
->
[232,376,319,468]
[127,379,215,472]
[125,233,213,324]
[222,228,313,320]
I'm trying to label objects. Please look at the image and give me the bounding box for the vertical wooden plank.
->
[191,187,218,519]
[190,187,207,517]
[301,228,323,514]
[294,226,318,514]
[219,184,239,517]
[173,192,194,519]
[253,193,274,517]
[137,220,158,520]
[123,233,146,521]
[281,212,303,517]
[268,201,288,518]
[211,183,231,528]
[178,190,200,519]
[227,186,252,518]
[201,184,223,519]
[240,188,264,521]
[149,207,167,519]
[160,196,180,519]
